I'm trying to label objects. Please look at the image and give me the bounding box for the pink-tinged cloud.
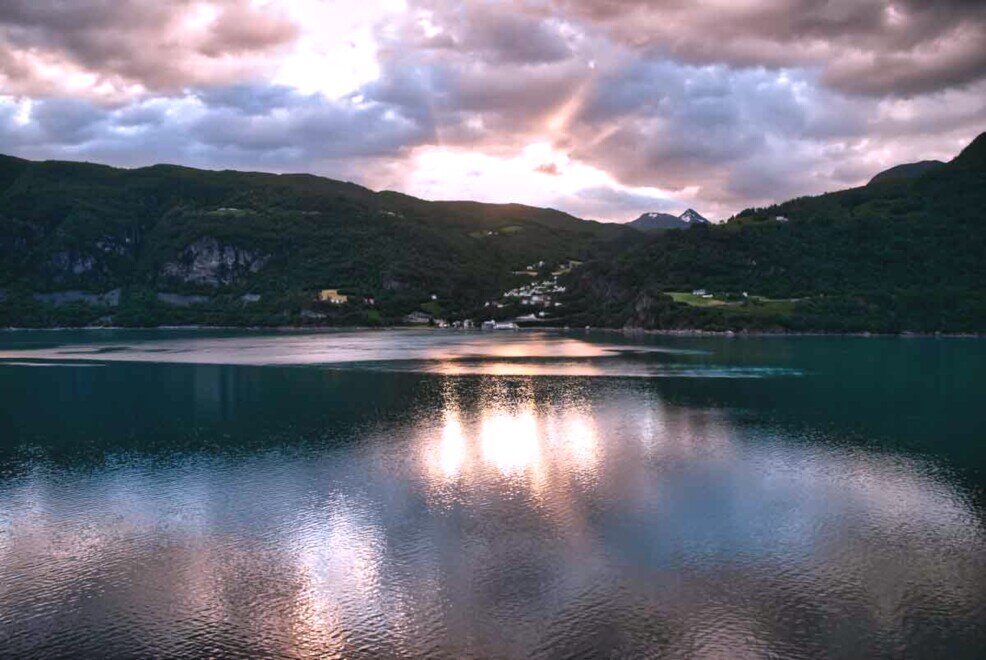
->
[0,0,299,99]
[0,0,983,221]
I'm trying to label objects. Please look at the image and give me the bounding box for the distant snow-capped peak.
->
[678,208,709,224]
[628,208,710,231]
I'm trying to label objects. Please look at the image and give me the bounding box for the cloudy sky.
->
[0,0,983,221]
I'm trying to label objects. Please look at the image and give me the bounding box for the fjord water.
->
[0,330,984,658]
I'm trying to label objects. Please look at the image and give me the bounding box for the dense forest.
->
[0,155,628,327]
[0,132,983,332]
[560,132,986,333]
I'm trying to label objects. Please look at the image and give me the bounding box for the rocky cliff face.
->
[48,251,97,276]
[39,231,139,285]
[161,237,269,287]
[624,291,663,329]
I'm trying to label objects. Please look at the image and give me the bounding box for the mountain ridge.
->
[868,160,944,185]
[1,130,983,331]
[561,131,986,333]
[628,208,710,231]
[0,153,630,327]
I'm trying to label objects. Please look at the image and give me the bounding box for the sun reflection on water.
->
[435,413,468,480]
[1,368,985,658]
[556,414,600,477]
[479,408,542,477]
[419,380,609,505]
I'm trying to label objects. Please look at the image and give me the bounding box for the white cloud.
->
[399,142,678,220]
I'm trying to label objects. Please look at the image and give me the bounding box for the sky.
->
[0,0,983,221]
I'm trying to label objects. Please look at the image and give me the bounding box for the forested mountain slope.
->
[561,132,986,333]
[0,156,627,326]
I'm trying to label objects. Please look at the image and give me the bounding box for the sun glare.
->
[435,413,467,480]
[272,0,404,98]
[404,143,675,220]
[480,409,542,476]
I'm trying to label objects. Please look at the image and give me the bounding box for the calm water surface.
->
[0,329,984,658]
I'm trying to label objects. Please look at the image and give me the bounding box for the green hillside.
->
[561,132,986,333]
[0,156,627,327]
[2,133,983,332]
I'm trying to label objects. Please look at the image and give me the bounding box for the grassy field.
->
[668,292,798,317]
[668,292,728,307]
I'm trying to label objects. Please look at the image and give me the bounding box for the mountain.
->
[3,131,983,332]
[628,208,710,231]
[627,212,681,230]
[561,131,986,333]
[678,208,710,225]
[0,155,629,327]
[952,131,986,170]
[868,160,944,185]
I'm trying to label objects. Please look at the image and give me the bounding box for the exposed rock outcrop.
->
[624,290,665,329]
[161,237,268,287]
[49,251,97,275]
[382,275,408,291]
[156,292,211,307]
[94,236,134,256]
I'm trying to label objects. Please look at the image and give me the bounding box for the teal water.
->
[0,329,984,658]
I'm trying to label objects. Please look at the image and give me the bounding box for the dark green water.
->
[0,329,984,658]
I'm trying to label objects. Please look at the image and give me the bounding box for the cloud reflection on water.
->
[0,330,801,380]
[0,371,983,656]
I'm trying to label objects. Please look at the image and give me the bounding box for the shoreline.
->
[593,327,984,339]
[1,323,982,339]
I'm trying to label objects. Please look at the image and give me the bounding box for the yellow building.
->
[318,289,348,304]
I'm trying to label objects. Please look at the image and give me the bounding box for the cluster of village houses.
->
[397,260,575,327]
[314,259,580,328]
[482,276,566,323]
[496,278,566,309]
